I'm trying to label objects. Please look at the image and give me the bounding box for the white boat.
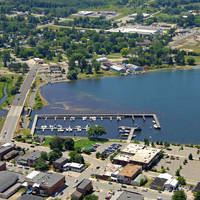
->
[89,116,96,121]
[100,117,103,120]
[58,128,64,132]
[85,124,90,131]
[76,126,82,132]
[66,127,69,132]
[82,117,87,121]
[117,116,121,121]
[68,126,73,132]
[154,124,158,129]
[152,120,156,123]
[64,117,66,120]
[70,117,75,121]
[110,116,112,120]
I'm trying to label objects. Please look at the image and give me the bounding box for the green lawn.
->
[74,138,108,150]
[0,82,5,99]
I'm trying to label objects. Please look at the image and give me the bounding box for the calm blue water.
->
[32,69,200,144]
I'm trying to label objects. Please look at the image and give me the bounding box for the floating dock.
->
[31,113,161,135]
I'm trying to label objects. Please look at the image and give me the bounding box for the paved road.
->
[0,67,37,142]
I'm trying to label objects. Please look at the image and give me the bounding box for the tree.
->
[87,125,106,138]
[93,61,101,73]
[83,194,98,200]
[178,176,186,185]
[172,190,187,200]
[187,57,195,65]
[48,149,62,163]
[120,48,129,57]
[34,158,49,171]
[67,70,78,80]
[69,151,85,164]
[194,190,200,200]
[41,152,48,160]
[96,152,100,159]
[175,51,185,65]
[2,51,11,67]
[144,138,149,146]
[64,138,74,150]
[175,168,180,176]
[164,142,170,148]
[49,137,63,150]
[188,153,193,160]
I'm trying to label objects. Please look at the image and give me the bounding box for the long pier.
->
[31,113,161,135]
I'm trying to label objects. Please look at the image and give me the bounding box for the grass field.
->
[74,138,108,150]
[0,82,5,100]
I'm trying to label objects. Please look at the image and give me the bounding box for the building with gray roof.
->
[77,179,93,195]
[26,171,65,195]
[0,143,14,160]
[53,157,68,171]
[0,171,21,199]
[17,151,41,166]
[111,190,144,200]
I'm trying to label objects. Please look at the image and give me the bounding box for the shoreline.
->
[37,65,199,107]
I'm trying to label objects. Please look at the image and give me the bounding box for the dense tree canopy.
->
[87,125,107,138]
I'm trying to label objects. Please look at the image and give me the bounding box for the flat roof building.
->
[117,164,142,184]
[150,173,178,191]
[0,143,15,160]
[26,171,65,195]
[63,162,84,173]
[76,179,93,195]
[0,171,21,199]
[107,26,162,35]
[53,157,68,171]
[17,151,41,166]
[113,144,161,169]
[96,164,122,180]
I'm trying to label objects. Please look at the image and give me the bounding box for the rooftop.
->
[118,164,141,178]
[26,171,65,188]
[0,143,14,154]
[115,144,161,164]
[0,171,18,193]
[63,162,84,169]
[150,177,167,189]
[19,151,41,162]
[77,179,92,190]
[54,157,68,164]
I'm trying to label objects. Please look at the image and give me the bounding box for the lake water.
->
[31,69,200,144]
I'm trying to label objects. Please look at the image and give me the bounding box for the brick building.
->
[25,171,65,195]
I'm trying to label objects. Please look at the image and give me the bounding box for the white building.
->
[96,57,108,62]
[63,163,84,173]
[158,173,178,190]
